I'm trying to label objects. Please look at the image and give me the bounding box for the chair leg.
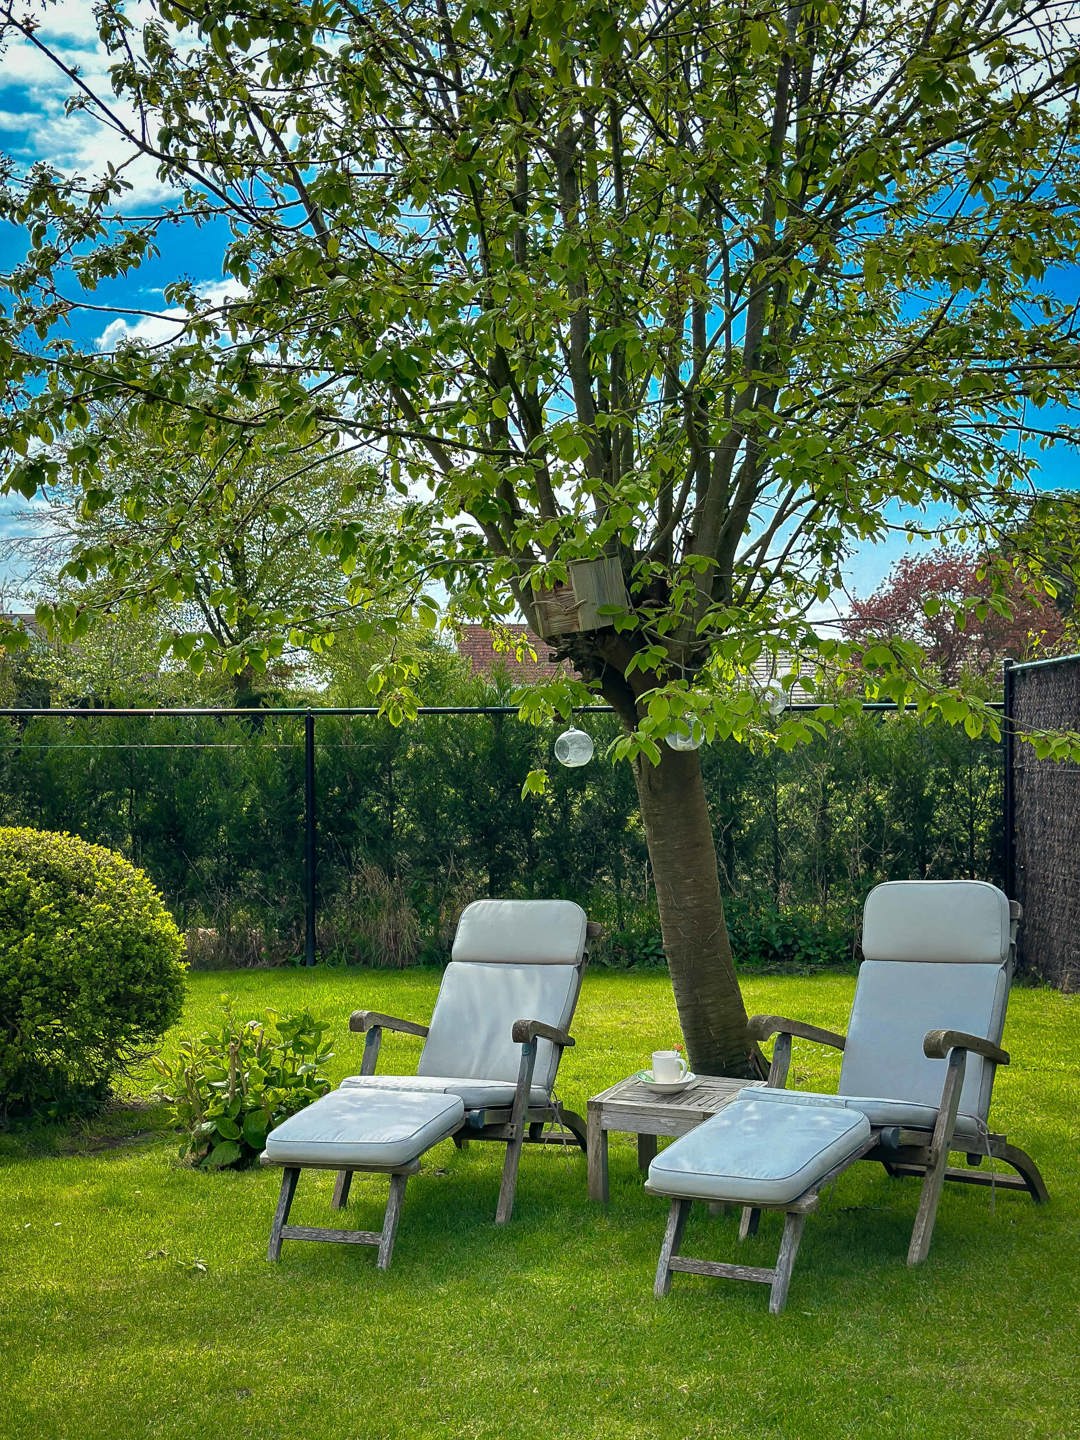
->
[268,1167,299,1262]
[994,1142,1049,1203]
[908,1048,965,1266]
[497,1037,538,1225]
[559,1107,589,1154]
[376,1172,408,1270]
[739,1206,761,1240]
[496,1129,526,1225]
[655,1198,691,1297]
[331,1169,352,1210]
[769,1212,806,1315]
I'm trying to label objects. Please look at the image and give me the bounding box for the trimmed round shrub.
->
[0,826,187,1120]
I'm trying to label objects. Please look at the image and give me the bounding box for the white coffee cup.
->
[651,1049,688,1084]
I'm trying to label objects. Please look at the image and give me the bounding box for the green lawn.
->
[2,969,1077,1440]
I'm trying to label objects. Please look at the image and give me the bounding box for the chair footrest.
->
[647,1095,873,1207]
[264,1088,466,1170]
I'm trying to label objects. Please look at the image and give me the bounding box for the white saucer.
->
[635,1070,698,1096]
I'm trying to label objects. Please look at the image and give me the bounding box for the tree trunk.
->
[633,744,754,1077]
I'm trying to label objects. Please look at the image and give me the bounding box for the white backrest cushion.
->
[452,899,588,965]
[419,961,581,1092]
[839,960,1008,1119]
[862,880,1010,963]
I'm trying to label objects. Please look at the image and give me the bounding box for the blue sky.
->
[1,2,1078,615]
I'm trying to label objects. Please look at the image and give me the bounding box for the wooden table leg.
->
[587,1100,608,1203]
[637,1133,658,1171]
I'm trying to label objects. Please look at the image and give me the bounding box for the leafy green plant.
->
[152,1001,333,1168]
[597,926,668,970]
[0,826,187,1121]
[725,900,851,973]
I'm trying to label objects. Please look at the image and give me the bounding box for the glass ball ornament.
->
[554,726,595,767]
[763,683,788,717]
[664,717,705,752]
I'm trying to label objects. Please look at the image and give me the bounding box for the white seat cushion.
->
[264,1088,465,1169]
[839,960,1007,1122]
[338,1073,551,1110]
[751,1084,986,1142]
[645,1097,871,1207]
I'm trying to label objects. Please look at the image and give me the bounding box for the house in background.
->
[455,623,817,706]
[455,623,572,683]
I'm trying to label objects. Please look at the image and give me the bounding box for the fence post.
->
[304,710,317,966]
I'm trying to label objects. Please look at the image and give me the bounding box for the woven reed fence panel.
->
[1012,659,1080,991]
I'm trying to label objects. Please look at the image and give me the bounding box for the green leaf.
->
[521,769,549,797]
[203,1140,241,1169]
[242,1115,269,1149]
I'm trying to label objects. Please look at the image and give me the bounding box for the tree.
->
[6,406,411,704]
[844,548,1068,687]
[2,1,1080,1072]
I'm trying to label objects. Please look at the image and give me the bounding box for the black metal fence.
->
[0,700,1009,970]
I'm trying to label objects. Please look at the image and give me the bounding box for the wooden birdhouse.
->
[528,555,630,640]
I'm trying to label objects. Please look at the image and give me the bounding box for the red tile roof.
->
[456,624,569,680]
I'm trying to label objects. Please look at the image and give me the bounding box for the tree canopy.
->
[1,2,1077,728]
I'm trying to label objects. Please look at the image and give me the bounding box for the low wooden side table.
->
[587,1073,763,1202]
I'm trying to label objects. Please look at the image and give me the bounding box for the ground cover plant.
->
[1,968,1076,1440]
[152,1003,335,1168]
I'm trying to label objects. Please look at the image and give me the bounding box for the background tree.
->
[4,405,413,704]
[844,548,1068,687]
[2,1,1080,1071]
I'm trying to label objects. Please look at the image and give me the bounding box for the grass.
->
[1,968,1077,1440]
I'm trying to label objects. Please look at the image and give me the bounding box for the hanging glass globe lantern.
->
[763,682,788,717]
[554,726,595,767]
[664,717,705,751]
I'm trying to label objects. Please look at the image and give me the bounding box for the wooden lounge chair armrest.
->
[923,1029,1009,1064]
[349,1010,430,1038]
[511,1018,575,1047]
[747,1015,846,1051]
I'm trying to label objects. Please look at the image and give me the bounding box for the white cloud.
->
[95,307,187,350]
[0,107,42,130]
[94,277,248,350]
[1,2,182,204]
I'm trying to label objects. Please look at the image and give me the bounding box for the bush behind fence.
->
[0,711,1003,971]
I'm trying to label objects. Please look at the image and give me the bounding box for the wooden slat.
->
[669,1256,777,1285]
[886,1164,1030,1191]
[280,1224,382,1246]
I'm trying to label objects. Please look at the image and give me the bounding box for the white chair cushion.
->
[751,1085,986,1143]
[264,1088,464,1169]
[338,1073,551,1110]
[419,960,580,1093]
[452,899,587,965]
[645,1097,871,1207]
[862,881,1010,963]
[839,960,1007,1121]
